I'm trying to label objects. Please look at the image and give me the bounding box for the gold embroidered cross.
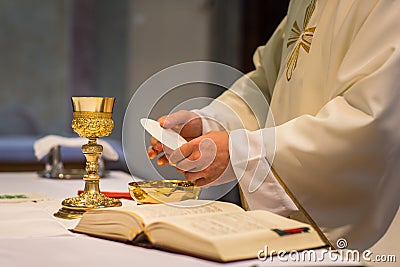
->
[286,0,317,81]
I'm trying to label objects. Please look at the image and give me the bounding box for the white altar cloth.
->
[0,171,364,267]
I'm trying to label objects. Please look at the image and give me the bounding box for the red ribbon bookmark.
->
[272,227,310,236]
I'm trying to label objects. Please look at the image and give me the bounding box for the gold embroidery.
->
[286,0,317,81]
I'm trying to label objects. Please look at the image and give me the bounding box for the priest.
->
[148,0,400,250]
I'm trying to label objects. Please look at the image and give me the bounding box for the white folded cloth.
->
[34,135,119,161]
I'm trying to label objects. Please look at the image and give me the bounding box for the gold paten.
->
[54,97,121,219]
[128,180,201,204]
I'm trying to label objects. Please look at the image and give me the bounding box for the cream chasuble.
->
[196,0,400,250]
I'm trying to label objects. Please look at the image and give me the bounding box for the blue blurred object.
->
[0,136,127,173]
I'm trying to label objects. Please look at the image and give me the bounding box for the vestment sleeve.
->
[231,1,400,250]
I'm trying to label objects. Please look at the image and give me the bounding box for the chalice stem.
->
[82,138,102,194]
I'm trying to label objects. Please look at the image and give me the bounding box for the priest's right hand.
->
[147,110,202,166]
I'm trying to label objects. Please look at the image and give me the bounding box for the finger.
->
[175,137,216,172]
[157,154,169,166]
[169,142,194,165]
[193,178,209,187]
[176,168,185,173]
[158,115,185,139]
[176,159,198,172]
[184,171,205,182]
[150,137,163,152]
[157,115,169,127]
[162,145,174,156]
[147,146,159,159]
[161,110,194,129]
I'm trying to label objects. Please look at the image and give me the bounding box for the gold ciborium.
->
[54,97,122,219]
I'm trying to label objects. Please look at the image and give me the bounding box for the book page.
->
[150,210,311,237]
[176,212,267,236]
[147,210,325,262]
[130,200,244,224]
[73,200,243,242]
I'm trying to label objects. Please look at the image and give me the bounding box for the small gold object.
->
[128,180,201,204]
[54,97,121,219]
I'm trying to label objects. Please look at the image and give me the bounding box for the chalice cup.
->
[54,97,122,219]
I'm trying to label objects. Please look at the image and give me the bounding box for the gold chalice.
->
[54,97,122,219]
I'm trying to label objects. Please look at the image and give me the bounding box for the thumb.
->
[168,142,194,165]
[160,110,196,129]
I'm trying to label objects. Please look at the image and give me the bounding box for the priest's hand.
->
[147,110,202,166]
[168,131,234,186]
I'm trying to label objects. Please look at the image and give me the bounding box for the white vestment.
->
[196,0,400,250]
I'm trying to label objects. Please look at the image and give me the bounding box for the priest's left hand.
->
[168,131,234,186]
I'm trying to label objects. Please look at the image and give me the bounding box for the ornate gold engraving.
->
[62,191,121,209]
[54,97,121,220]
[286,0,317,81]
[72,111,114,139]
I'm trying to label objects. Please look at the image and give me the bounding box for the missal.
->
[73,200,326,262]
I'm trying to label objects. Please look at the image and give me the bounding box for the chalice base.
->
[54,191,122,219]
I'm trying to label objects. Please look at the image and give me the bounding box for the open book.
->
[73,200,326,262]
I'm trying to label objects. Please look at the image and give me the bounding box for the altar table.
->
[0,171,367,267]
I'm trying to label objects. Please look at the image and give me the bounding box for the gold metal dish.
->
[128,180,201,204]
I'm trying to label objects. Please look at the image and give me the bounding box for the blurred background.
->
[1,1,398,257]
[0,0,289,199]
